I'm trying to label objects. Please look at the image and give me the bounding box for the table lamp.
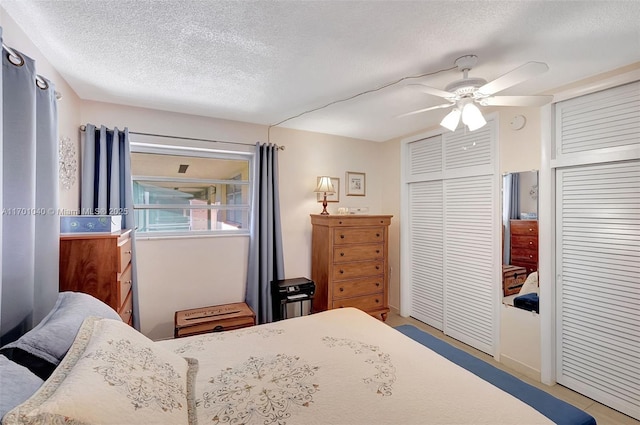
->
[314,176,335,215]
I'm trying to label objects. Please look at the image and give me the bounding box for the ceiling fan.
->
[400,55,553,131]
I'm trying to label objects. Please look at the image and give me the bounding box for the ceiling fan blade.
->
[407,83,456,99]
[396,103,453,118]
[482,95,553,107]
[478,62,549,95]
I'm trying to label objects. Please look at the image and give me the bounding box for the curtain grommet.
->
[5,49,24,67]
[36,75,49,90]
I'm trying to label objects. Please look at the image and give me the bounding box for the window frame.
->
[130,142,254,238]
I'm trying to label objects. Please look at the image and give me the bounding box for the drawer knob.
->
[340,252,345,257]
[376,233,380,237]
[529,228,533,232]
[339,221,343,225]
[529,241,533,245]
[376,282,380,287]
[340,234,345,239]
[376,250,380,254]
[213,325,224,332]
[339,270,344,274]
[375,299,379,303]
[339,287,344,292]
[126,280,132,284]
[125,310,132,314]
[125,250,132,254]
[375,265,380,270]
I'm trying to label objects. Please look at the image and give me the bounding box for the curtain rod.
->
[2,42,63,100]
[78,125,284,150]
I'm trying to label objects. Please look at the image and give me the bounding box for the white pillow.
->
[3,317,198,425]
[518,271,539,295]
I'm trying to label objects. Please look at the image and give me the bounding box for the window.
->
[131,144,252,236]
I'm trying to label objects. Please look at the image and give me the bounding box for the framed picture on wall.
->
[317,176,340,202]
[346,171,366,196]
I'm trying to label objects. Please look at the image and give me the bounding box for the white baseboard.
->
[500,354,541,382]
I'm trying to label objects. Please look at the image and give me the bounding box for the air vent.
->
[178,164,189,174]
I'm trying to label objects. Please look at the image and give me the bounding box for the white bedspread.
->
[157,308,553,425]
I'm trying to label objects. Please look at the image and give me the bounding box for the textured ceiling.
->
[2,1,640,142]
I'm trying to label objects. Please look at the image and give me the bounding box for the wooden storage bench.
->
[502,265,528,296]
[174,302,255,338]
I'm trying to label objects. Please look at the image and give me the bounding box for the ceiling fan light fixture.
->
[461,102,487,131]
[440,108,461,131]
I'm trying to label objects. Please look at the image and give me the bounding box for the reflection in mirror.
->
[502,171,539,301]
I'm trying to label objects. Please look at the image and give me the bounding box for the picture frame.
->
[317,176,340,202]
[345,171,366,196]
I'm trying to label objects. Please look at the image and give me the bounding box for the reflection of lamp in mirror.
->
[314,176,335,215]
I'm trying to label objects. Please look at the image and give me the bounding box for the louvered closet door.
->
[408,181,444,329]
[444,175,495,354]
[406,121,497,355]
[556,160,640,420]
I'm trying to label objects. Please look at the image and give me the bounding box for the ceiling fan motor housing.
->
[444,77,488,98]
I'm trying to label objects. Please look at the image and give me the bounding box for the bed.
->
[1,292,595,425]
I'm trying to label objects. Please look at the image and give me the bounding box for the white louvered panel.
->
[557,81,640,155]
[408,181,444,330]
[443,124,492,171]
[557,159,640,420]
[408,136,442,178]
[443,175,495,354]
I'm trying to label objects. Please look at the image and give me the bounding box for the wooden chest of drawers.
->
[510,220,538,274]
[59,229,134,325]
[311,214,392,321]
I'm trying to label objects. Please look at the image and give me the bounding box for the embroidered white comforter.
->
[157,307,553,425]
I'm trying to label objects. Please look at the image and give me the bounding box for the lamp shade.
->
[314,176,335,193]
[461,102,487,131]
[440,108,461,131]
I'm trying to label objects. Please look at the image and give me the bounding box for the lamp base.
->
[320,194,330,215]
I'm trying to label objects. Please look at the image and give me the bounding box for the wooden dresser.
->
[59,229,134,325]
[311,214,392,321]
[510,219,538,274]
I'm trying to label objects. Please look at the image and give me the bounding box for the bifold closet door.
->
[443,175,495,354]
[408,180,444,330]
[406,121,497,355]
[556,160,640,420]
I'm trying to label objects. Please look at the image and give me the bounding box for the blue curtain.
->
[245,143,284,324]
[1,33,59,344]
[502,173,521,264]
[80,124,139,329]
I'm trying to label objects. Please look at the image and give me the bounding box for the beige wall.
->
[498,107,542,174]
[80,101,392,339]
